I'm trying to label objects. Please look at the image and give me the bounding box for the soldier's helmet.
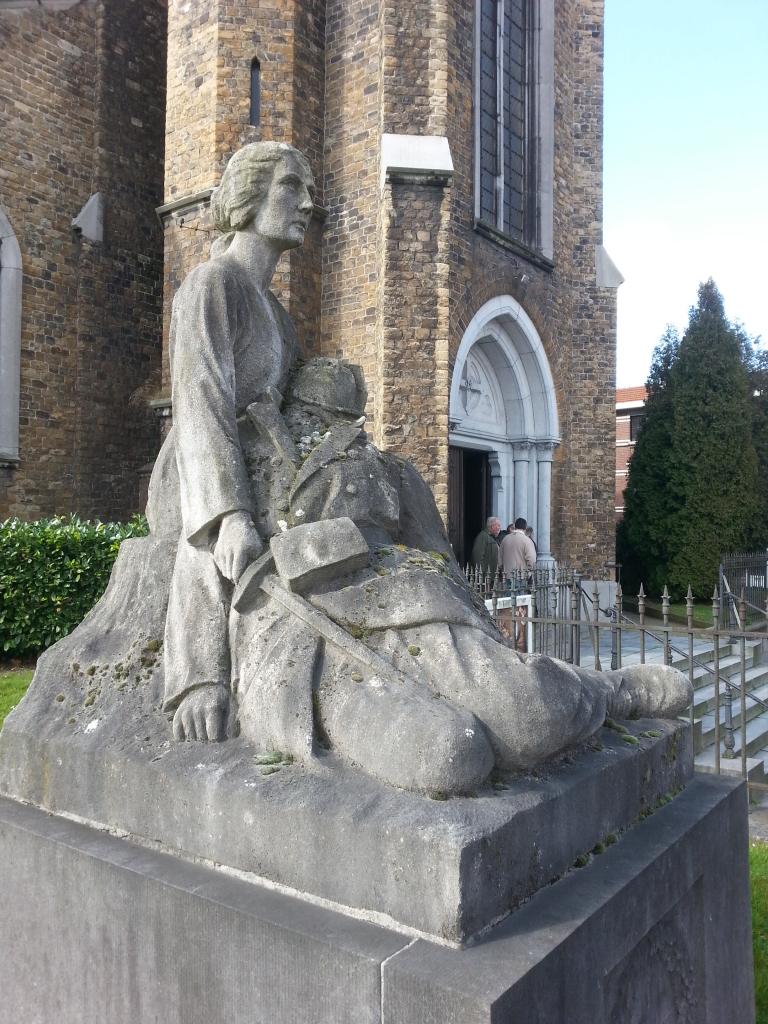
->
[288,358,367,418]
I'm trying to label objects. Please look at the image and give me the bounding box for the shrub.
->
[0,515,149,657]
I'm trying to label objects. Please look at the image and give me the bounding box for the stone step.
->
[614,638,731,669]
[611,637,760,675]
[692,665,768,716]
[692,683,768,753]
[691,649,762,685]
[694,755,767,787]
[697,714,768,761]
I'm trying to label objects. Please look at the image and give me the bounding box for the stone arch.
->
[0,208,22,466]
[449,295,559,562]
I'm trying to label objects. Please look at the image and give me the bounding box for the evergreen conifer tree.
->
[665,281,758,596]
[620,280,759,599]
[748,348,768,547]
[618,328,678,596]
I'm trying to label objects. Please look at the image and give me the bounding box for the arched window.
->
[0,208,22,466]
[250,58,261,127]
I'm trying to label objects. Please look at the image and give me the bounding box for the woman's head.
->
[210,142,313,235]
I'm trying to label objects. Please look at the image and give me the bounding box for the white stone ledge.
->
[381,134,453,189]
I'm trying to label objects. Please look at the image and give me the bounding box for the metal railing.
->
[463,563,768,791]
[720,550,768,630]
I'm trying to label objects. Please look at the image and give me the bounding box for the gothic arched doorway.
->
[448,296,559,565]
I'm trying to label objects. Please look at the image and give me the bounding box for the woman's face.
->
[251,153,315,250]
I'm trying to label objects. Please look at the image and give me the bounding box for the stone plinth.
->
[0,701,692,943]
[0,774,753,1023]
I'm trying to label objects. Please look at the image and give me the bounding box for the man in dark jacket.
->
[470,516,501,572]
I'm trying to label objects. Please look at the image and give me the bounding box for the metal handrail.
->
[576,585,768,713]
[466,560,768,789]
[721,572,768,629]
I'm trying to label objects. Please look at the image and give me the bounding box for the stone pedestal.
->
[0,774,754,1023]
[0,708,694,944]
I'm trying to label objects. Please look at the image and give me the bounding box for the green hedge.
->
[0,515,149,658]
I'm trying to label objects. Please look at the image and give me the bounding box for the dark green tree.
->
[618,327,679,596]
[620,280,760,599]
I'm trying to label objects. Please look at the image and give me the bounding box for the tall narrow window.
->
[249,58,261,127]
[0,209,22,466]
[476,0,538,247]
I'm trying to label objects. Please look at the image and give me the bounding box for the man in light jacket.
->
[499,517,537,576]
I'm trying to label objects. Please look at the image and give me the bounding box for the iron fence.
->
[720,550,768,630]
[462,562,768,794]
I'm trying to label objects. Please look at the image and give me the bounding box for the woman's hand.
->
[213,510,264,583]
[172,684,229,741]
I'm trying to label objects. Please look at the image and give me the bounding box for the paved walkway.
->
[572,618,715,669]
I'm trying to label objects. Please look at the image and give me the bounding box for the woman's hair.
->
[209,141,312,254]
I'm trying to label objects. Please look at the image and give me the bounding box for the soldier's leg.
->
[369,624,690,770]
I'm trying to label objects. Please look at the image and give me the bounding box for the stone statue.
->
[149,141,314,743]
[0,141,719,971]
[142,140,691,794]
[3,142,692,800]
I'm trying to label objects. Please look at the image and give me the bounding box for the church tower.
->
[159,0,619,572]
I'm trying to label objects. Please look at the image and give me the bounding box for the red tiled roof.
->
[616,386,647,404]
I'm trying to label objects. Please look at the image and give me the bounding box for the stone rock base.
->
[0,774,754,1024]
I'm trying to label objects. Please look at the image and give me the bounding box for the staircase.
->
[578,626,768,785]
[679,637,768,785]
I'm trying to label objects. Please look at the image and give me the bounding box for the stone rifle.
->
[232,516,410,691]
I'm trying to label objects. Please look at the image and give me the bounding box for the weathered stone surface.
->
[0,775,752,1023]
[0,796,404,1024]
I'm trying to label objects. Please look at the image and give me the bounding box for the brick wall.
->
[377,178,452,511]
[319,0,382,421]
[0,0,166,521]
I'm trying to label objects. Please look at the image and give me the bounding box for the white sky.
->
[604,0,768,387]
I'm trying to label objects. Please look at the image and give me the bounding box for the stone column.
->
[536,441,556,564]
[512,441,531,522]
[489,453,504,522]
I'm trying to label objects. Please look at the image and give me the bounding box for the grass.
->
[753,841,768,1024]
[631,600,715,628]
[0,667,34,725]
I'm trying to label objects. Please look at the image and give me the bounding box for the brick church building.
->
[0,0,621,573]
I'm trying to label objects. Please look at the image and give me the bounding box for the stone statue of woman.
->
[152,142,315,742]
